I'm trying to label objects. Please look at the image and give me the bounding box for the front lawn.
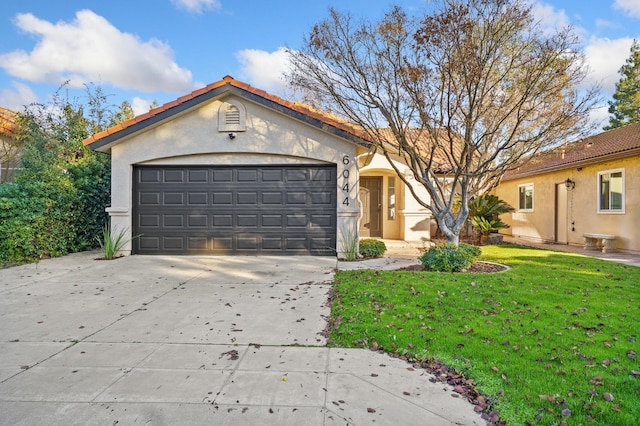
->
[331,245,639,425]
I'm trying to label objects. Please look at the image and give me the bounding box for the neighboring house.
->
[0,107,20,183]
[494,122,640,253]
[83,76,432,257]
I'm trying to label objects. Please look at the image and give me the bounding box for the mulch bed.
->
[398,261,508,273]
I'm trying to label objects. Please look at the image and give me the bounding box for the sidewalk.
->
[357,237,640,268]
[501,235,640,267]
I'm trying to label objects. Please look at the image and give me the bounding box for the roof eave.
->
[84,81,371,153]
[502,147,640,181]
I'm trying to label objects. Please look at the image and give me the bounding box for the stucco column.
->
[336,209,359,259]
[401,210,432,242]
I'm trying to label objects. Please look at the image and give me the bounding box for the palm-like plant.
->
[468,194,515,236]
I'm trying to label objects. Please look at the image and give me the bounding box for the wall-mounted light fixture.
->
[228,132,236,140]
[564,178,575,190]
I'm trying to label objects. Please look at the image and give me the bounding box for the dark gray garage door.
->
[133,165,337,255]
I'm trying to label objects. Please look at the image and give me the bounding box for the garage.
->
[133,164,337,255]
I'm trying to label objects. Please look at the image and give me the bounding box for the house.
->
[494,122,640,253]
[0,107,20,183]
[83,76,432,257]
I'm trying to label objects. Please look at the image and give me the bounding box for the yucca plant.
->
[96,225,138,260]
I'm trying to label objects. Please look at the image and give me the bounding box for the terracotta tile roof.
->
[375,128,463,172]
[503,122,640,180]
[83,75,371,150]
[0,107,18,136]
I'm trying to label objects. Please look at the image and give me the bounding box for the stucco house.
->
[494,122,640,253]
[83,76,432,257]
[0,107,20,183]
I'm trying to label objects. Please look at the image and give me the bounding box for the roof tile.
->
[505,122,640,179]
[83,76,370,147]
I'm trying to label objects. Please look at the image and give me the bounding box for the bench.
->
[583,233,617,253]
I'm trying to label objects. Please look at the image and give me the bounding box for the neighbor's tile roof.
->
[375,127,464,173]
[503,121,640,180]
[83,75,370,148]
[0,107,17,135]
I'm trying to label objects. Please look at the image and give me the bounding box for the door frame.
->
[359,176,382,238]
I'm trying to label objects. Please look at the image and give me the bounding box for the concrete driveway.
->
[0,252,482,425]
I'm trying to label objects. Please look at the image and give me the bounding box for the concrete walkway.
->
[501,236,640,267]
[0,252,482,425]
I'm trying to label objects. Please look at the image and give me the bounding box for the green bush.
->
[418,243,481,272]
[359,238,387,258]
[0,180,77,262]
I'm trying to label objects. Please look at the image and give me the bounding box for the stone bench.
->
[583,233,617,253]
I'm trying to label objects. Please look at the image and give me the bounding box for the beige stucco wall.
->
[359,153,432,242]
[495,155,640,253]
[107,94,359,257]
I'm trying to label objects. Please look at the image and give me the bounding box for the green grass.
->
[331,245,639,425]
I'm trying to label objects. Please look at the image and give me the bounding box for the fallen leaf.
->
[561,408,571,417]
[603,393,614,401]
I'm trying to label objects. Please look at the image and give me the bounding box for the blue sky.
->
[1,0,639,129]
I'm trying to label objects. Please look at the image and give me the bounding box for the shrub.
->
[0,180,77,262]
[418,243,481,272]
[468,193,514,236]
[359,238,387,258]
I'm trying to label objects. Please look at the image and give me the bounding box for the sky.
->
[1,0,639,130]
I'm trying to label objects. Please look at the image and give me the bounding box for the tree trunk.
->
[433,209,467,246]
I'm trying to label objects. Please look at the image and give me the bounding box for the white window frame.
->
[597,168,625,214]
[518,183,534,212]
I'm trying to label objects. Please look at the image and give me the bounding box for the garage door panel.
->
[286,192,307,204]
[286,169,308,181]
[139,214,160,228]
[212,214,233,227]
[213,169,233,182]
[163,214,184,227]
[188,215,208,227]
[311,191,333,205]
[237,192,258,205]
[134,165,336,255]
[262,169,282,181]
[163,193,184,205]
[262,192,283,204]
[188,192,208,204]
[187,237,207,250]
[188,169,208,182]
[139,169,161,183]
[238,169,258,181]
[139,192,160,205]
[164,169,185,182]
[213,192,233,204]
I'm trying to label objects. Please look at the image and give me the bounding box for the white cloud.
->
[583,36,634,95]
[529,1,572,36]
[614,0,640,18]
[131,97,155,116]
[170,0,221,14]
[0,81,39,111]
[235,47,291,95]
[0,10,194,93]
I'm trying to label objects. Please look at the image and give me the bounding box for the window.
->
[598,169,624,213]
[387,176,396,220]
[518,183,534,211]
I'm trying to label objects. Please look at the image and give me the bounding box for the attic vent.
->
[218,101,246,132]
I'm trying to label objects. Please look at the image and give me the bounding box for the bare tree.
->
[287,0,598,244]
[0,108,23,183]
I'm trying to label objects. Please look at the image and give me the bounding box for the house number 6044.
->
[342,155,351,206]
